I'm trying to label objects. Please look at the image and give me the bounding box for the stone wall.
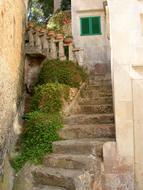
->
[71,0,111,70]
[103,0,143,189]
[0,0,27,189]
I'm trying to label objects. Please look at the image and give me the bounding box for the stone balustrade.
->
[25,26,84,64]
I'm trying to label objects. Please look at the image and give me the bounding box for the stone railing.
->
[25,25,84,65]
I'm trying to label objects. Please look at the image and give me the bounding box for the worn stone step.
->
[86,84,112,91]
[89,74,111,82]
[53,138,114,156]
[64,114,114,125]
[76,104,113,114]
[33,167,92,190]
[32,185,66,190]
[88,79,111,86]
[59,124,115,139]
[43,154,101,172]
[85,88,112,96]
[79,97,113,105]
[81,90,112,99]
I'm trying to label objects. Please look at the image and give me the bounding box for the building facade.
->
[71,0,110,70]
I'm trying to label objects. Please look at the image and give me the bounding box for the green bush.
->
[38,59,87,88]
[31,83,70,113]
[12,59,87,172]
[11,111,63,172]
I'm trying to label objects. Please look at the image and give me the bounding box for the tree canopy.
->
[61,0,71,11]
[28,0,71,25]
[28,0,54,24]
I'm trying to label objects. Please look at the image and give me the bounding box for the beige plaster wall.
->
[0,0,26,189]
[71,0,110,70]
[108,0,143,189]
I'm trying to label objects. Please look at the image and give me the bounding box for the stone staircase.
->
[32,72,115,190]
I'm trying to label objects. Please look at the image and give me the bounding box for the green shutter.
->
[80,16,101,36]
[80,17,90,35]
[91,17,101,35]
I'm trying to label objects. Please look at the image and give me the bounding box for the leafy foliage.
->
[11,112,62,172]
[47,10,71,34]
[38,60,87,88]
[31,83,70,113]
[61,0,71,11]
[28,0,54,24]
[11,60,87,172]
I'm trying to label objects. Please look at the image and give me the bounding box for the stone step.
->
[76,104,113,114]
[85,88,112,96]
[59,124,115,139]
[43,154,101,172]
[86,84,112,91]
[32,185,66,190]
[64,114,114,125]
[79,97,113,105]
[33,167,91,190]
[53,138,114,156]
[81,90,112,99]
[88,79,111,86]
[89,74,111,82]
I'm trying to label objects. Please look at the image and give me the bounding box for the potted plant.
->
[56,33,64,40]
[28,21,35,28]
[48,28,56,37]
[40,28,47,33]
[64,35,73,44]
[34,25,41,32]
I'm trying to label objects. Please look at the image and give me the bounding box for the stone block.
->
[103,142,134,190]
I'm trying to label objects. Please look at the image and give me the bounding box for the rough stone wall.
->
[0,0,26,189]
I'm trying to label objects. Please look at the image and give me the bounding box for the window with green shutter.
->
[80,16,101,36]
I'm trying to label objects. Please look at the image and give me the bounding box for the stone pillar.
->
[40,32,49,56]
[78,49,84,66]
[49,37,57,59]
[35,31,42,51]
[28,28,34,47]
[68,44,75,61]
[59,40,66,60]
[46,36,50,58]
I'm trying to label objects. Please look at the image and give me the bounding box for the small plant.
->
[38,59,87,88]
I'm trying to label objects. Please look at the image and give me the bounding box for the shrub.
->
[38,59,87,88]
[12,60,87,172]
[11,111,63,172]
[47,10,71,34]
[31,83,70,113]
